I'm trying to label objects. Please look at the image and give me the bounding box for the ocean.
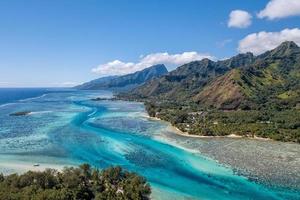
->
[0,88,299,200]
[0,88,51,105]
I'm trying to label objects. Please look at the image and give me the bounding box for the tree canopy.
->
[0,164,151,200]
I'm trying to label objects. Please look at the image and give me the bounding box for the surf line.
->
[18,94,48,102]
[88,109,97,117]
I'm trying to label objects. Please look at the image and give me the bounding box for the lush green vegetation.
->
[145,100,300,143]
[0,164,151,200]
[119,41,300,143]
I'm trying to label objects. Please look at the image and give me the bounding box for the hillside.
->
[125,53,254,101]
[124,41,300,110]
[119,41,300,142]
[193,69,246,109]
[195,41,300,110]
[75,64,168,91]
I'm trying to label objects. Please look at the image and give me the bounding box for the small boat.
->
[33,163,40,167]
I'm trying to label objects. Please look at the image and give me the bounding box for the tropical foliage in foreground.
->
[0,164,151,200]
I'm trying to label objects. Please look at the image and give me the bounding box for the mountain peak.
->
[147,64,168,72]
[259,41,300,59]
[200,58,214,65]
[272,41,299,56]
[278,41,298,49]
[150,64,166,68]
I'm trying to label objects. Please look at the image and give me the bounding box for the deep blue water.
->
[0,88,51,105]
[0,89,299,200]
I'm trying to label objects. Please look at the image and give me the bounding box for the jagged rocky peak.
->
[274,41,299,53]
[219,52,254,69]
[260,41,300,59]
[124,41,300,104]
[147,64,168,74]
[201,57,213,63]
[277,41,299,49]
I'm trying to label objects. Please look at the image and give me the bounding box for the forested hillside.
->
[119,42,300,143]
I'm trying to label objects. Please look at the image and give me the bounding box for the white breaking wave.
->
[18,94,48,102]
[0,103,16,108]
[88,109,97,117]
[28,111,53,115]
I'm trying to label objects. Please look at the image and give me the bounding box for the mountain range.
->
[75,64,168,91]
[124,41,300,110]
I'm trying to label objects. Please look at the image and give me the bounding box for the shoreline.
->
[0,92,299,198]
[0,161,66,175]
[0,155,77,175]
[148,116,271,141]
[147,115,300,190]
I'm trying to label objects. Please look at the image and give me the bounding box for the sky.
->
[0,0,300,87]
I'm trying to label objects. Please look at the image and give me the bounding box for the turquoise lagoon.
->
[0,90,299,200]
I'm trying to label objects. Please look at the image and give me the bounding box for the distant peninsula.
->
[75,64,168,91]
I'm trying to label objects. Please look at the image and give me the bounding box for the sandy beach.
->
[0,155,76,175]
[0,162,65,175]
[148,116,270,141]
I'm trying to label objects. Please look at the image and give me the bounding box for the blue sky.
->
[0,0,300,87]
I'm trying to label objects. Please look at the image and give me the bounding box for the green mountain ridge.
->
[195,41,300,110]
[125,41,300,110]
[75,64,168,91]
[124,52,255,101]
[118,41,300,142]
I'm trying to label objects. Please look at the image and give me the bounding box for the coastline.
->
[0,90,300,199]
[147,116,300,190]
[0,162,65,175]
[0,154,78,175]
[0,160,67,175]
[148,116,271,141]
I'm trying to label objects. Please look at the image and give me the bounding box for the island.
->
[9,111,31,116]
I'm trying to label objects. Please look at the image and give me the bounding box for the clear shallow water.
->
[0,90,299,200]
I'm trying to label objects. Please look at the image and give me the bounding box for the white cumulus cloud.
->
[258,0,300,20]
[51,82,78,87]
[238,28,300,55]
[60,82,77,87]
[92,52,214,76]
[228,10,252,28]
